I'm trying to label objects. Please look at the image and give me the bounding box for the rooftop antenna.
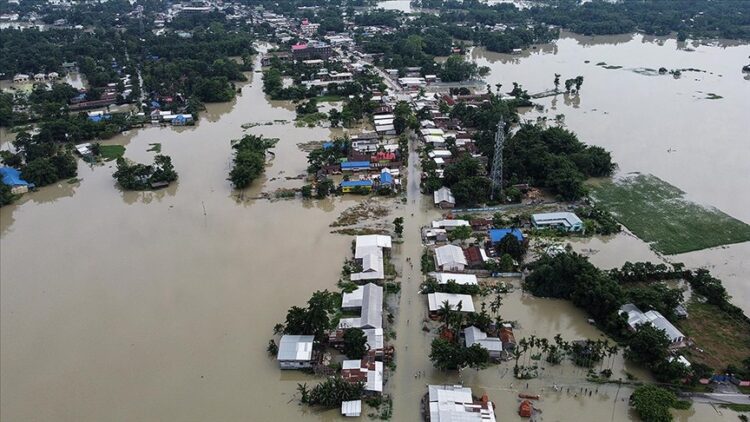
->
[489,119,505,201]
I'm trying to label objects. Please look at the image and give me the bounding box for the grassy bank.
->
[589,174,750,254]
[676,300,750,371]
[99,144,126,161]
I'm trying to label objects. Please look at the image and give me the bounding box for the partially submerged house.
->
[0,166,32,194]
[342,356,383,394]
[340,179,373,193]
[277,335,315,369]
[433,186,455,209]
[427,292,475,316]
[341,400,362,417]
[351,235,392,282]
[429,272,478,286]
[338,283,384,330]
[464,326,503,359]
[426,385,496,422]
[499,324,516,351]
[489,228,525,244]
[431,219,470,231]
[620,303,686,346]
[531,212,583,232]
[434,245,468,272]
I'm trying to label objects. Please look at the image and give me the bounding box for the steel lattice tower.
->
[489,119,505,201]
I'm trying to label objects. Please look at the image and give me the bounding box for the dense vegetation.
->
[112,154,178,190]
[228,135,276,189]
[630,385,690,422]
[279,290,340,342]
[3,130,78,188]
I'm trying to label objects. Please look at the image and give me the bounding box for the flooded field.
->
[474,32,750,312]
[2,35,749,421]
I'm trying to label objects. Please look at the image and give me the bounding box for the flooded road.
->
[474,32,750,312]
[1,35,749,421]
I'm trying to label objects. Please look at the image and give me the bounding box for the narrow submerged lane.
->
[390,131,447,420]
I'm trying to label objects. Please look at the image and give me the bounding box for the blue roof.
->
[489,228,524,243]
[341,161,370,169]
[322,142,334,149]
[151,101,161,108]
[341,180,373,187]
[380,171,393,185]
[88,114,111,123]
[0,167,29,187]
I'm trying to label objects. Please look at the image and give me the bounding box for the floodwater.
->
[473,32,750,312]
[1,36,749,422]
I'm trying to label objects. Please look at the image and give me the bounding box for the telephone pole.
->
[489,119,505,201]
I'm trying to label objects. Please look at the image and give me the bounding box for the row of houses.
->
[12,72,59,83]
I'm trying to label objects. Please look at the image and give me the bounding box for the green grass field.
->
[590,174,750,255]
[99,145,126,161]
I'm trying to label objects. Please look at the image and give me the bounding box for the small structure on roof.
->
[531,212,583,232]
[489,228,524,244]
[464,326,503,359]
[434,187,455,209]
[277,335,315,369]
[341,400,362,417]
[434,244,467,272]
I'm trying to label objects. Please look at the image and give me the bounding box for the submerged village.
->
[2,1,750,421]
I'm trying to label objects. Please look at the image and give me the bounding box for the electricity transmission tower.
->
[489,119,505,201]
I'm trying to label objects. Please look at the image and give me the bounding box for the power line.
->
[489,119,505,201]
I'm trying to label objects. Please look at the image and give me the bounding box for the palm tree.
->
[297,383,310,404]
[495,83,503,97]
[438,300,453,325]
[553,73,561,91]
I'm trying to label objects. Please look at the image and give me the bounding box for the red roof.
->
[372,151,396,162]
[292,43,308,51]
[464,246,484,264]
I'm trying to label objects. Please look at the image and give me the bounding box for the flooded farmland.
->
[1,35,749,422]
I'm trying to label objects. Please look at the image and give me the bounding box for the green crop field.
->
[590,174,750,255]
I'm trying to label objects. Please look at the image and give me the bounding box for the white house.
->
[433,187,455,209]
[429,272,478,286]
[464,326,503,359]
[619,304,685,345]
[531,212,583,232]
[434,245,467,272]
[339,283,383,330]
[427,292,475,314]
[427,385,496,422]
[351,235,392,282]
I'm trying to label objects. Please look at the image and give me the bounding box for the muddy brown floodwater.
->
[1,36,748,421]
[474,32,750,313]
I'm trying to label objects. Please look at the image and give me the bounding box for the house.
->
[433,187,455,209]
[463,246,487,268]
[464,326,503,359]
[489,228,525,244]
[351,235,391,282]
[0,166,32,194]
[531,212,583,232]
[47,72,59,79]
[13,74,29,83]
[427,292,475,315]
[341,161,371,172]
[427,385,496,422]
[499,324,516,351]
[398,77,426,87]
[277,335,315,369]
[339,283,383,330]
[171,114,193,125]
[422,227,448,244]
[431,219,470,231]
[34,73,46,82]
[340,180,373,193]
[342,356,383,393]
[434,245,467,272]
[341,400,362,417]
[379,170,394,188]
[470,218,492,231]
[291,41,332,60]
[429,272,478,286]
[619,304,685,345]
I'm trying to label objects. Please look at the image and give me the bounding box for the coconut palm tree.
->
[297,383,310,404]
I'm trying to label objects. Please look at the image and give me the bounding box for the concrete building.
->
[277,335,315,369]
[427,385,496,422]
[531,212,583,232]
[434,245,467,272]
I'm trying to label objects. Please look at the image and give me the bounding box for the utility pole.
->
[489,119,505,201]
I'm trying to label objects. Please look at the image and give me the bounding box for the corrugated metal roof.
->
[341,400,362,417]
[277,335,314,361]
[489,228,524,243]
[435,245,467,267]
[429,272,478,285]
[427,293,475,312]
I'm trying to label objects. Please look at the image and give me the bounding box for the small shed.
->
[341,400,362,417]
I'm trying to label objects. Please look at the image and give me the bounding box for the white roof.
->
[434,187,455,205]
[373,114,395,121]
[619,304,685,343]
[434,245,467,267]
[421,128,445,136]
[428,292,475,313]
[428,385,496,422]
[464,326,502,352]
[341,400,362,417]
[277,335,314,362]
[424,135,446,144]
[532,212,583,228]
[342,286,365,308]
[430,272,478,285]
[429,150,452,158]
[432,219,470,229]
[363,328,384,350]
[352,236,391,282]
[339,283,382,329]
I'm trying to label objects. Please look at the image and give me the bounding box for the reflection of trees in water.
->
[565,31,634,47]
[120,182,178,205]
[563,92,581,108]
[0,206,16,235]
